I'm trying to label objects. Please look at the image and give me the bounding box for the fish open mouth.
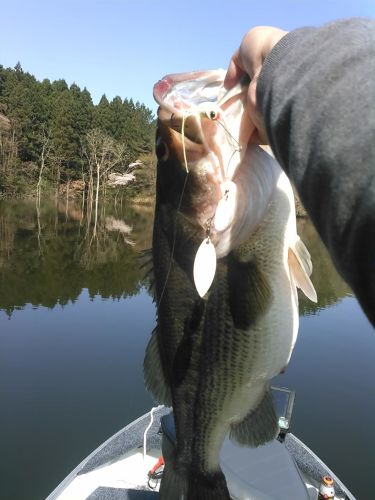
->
[154,70,243,146]
[153,70,251,158]
[153,70,249,115]
[157,106,204,145]
[153,70,226,110]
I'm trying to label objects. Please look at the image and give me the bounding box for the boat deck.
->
[46,406,355,500]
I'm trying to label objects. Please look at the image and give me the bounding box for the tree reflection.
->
[0,200,153,316]
[0,202,349,318]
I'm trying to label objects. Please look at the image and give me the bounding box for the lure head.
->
[153,70,252,247]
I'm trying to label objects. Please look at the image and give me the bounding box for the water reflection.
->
[0,199,351,319]
[0,201,372,500]
[0,200,153,316]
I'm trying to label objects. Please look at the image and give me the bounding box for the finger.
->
[248,75,258,112]
[248,128,263,145]
[248,126,268,145]
[224,50,245,89]
[247,75,268,145]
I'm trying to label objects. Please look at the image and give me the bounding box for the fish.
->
[143,69,317,500]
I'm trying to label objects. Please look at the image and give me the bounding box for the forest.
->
[0,62,156,203]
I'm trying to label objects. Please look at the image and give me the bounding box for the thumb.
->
[224,50,245,89]
[247,71,268,144]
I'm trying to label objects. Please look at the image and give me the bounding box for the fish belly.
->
[206,173,299,463]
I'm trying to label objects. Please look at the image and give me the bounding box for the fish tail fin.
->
[159,460,188,500]
[188,469,230,500]
[160,461,230,500]
[229,389,279,447]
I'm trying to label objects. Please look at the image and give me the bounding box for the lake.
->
[0,199,374,500]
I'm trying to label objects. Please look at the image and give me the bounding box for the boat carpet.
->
[87,486,159,499]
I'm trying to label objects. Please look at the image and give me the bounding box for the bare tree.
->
[82,129,126,238]
[36,129,51,209]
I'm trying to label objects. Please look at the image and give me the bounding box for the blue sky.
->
[1,0,373,114]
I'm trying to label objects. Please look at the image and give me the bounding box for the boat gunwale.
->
[45,406,356,500]
[285,433,356,500]
[45,406,169,500]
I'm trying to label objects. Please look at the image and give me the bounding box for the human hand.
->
[224,27,288,144]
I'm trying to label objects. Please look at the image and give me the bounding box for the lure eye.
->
[206,109,218,120]
[155,137,169,162]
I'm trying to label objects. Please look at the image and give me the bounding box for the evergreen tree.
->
[5,70,45,162]
[109,96,124,140]
[70,83,93,139]
[94,94,112,133]
[14,62,23,74]
[0,63,155,195]
[50,89,81,179]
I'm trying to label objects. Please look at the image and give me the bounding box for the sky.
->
[0,0,374,114]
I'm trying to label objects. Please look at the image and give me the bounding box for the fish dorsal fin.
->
[288,237,317,302]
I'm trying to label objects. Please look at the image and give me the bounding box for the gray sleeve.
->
[257,18,375,327]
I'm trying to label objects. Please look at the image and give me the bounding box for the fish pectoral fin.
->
[229,390,279,447]
[288,237,317,302]
[143,327,172,406]
[228,256,272,330]
[159,460,189,500]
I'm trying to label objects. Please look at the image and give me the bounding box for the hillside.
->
[0,63,155,198]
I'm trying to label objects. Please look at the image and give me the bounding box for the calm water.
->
[0,200,374,500]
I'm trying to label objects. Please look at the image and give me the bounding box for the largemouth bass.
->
[144,69,317,500]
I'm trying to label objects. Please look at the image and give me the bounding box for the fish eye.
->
[155,138,169,162]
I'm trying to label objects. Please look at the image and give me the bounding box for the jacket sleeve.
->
[257,18,375,327]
